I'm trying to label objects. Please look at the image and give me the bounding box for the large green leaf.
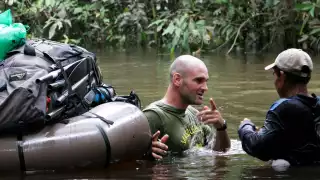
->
[171,33,180,52]
[36,0,44,7]
[5,0,14,6]
[73,7,83,14]
[148,19,166,28]
[175,28,182,38]
[57,8,67,19]
[309,6,315,17]
[181,21,188,30]
[265,0,273,8]
[49,22,58,39]
[65,19,72,27]
[298,34,309,43]
[182,31,189,50]
[309,28,320,35]
[196,20,205,27]
[295,3,314,11]
[162,22,175,36]
[45,0,55,7]
[178,14,188,27]
[189,19,196,31]
[43,17,55,29]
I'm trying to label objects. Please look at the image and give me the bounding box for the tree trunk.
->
[283,0,297,49]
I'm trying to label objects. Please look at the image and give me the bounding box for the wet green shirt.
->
[143,100,214,153]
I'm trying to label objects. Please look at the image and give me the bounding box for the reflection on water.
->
[5,49,320,179]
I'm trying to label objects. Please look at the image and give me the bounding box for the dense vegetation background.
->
[1,0,320,55]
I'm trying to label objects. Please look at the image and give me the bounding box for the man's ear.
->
[279,71,286,85]
[280,71,285,79]
[172,73,182,86]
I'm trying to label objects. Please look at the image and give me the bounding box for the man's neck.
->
[162,85,189,109]
[282,85,310,98]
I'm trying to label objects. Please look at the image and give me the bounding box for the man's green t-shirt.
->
[143,100,214,153]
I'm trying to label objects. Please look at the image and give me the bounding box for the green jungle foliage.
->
[1,0,320,55]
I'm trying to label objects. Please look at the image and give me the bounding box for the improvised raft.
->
[0,38,152,172]
[0,102,151,171]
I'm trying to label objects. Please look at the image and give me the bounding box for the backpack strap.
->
[269,98,289,111]
[43,52,73,96]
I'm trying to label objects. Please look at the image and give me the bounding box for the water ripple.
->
[184,139,246,157]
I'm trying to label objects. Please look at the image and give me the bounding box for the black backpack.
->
[0,38,142,135]
[0,39,103,134]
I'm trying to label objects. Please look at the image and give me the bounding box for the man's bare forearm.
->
[213,130,230,152]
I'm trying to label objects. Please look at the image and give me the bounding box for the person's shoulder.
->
[269,98,290,111]
[143,109,161,121]
[143,100,165,120]
[143,100,163,112]
[269,97,307,112]
[142,102,165,133]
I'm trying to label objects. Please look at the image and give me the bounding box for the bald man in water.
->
[144,55,230,160]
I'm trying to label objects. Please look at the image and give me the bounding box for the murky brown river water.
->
[3,49,320,179]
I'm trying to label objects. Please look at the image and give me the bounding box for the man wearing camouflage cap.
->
[238,48,320,166]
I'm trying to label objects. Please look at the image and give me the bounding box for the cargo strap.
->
[96,125,111,167]
[43,52,73,102]
[17,135,26,172]
[84,111,114,125]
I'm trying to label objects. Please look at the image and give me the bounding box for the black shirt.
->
[238,94,320,165]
